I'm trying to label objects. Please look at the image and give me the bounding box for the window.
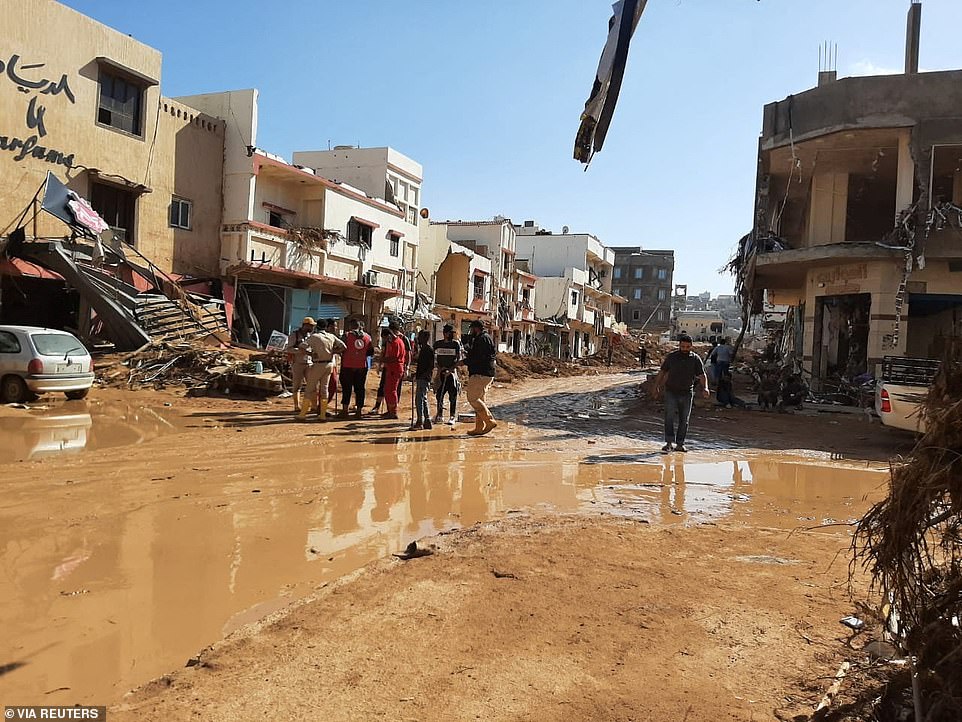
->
[267,210,289,228]
[657,310,666,321]
[657,268,668,280]
[633,288,642,300]
[406,205,417,225]
[347,218,373,249]
[389,234,400,257]
[613,266,622,279]
[0,331,20,353]
[169,197,192,230]
[632,310,641,321]
[473,275,485,300]
[97,69,144,135]
[521,288,531,304]
[571,290,579,306]
[634,267,643,279]
[657,288,668,301]
[90,182,136,244]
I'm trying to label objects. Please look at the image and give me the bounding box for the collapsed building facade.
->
[742,5,962,387]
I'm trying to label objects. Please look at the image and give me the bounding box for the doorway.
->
[812,293,871,385]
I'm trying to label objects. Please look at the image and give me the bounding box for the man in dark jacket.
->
[464,319,497,435]
[653,334,710,453]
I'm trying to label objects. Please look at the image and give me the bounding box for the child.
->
[410,330,435,430]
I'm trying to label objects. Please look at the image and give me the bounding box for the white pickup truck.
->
[875,356,942,433]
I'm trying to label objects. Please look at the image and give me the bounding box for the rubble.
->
[95,341,280,395]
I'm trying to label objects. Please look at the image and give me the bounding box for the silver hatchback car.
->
[0,325,95,403]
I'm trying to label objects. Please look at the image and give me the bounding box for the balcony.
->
[581,306,596,326]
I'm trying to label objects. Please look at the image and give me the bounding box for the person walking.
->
[464,319,497,436]
[653,334,710,453]
[285,317,316,413]
[410,330,435,430]
[433,324,463,425]
[380,326,406,419]
[338,319,374,418]
[296,324,346,422]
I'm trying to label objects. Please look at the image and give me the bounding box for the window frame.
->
[634,267,643,279]
[389,233,401,258]
[169,197,192,230]
[96,67,147,138]
[633,288,642,300]
[632,309,642,321]
[613,266,622,279]
[657,268,668,280]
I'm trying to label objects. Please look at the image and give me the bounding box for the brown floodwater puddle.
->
[0,421,889,707]
[0,399,187,463]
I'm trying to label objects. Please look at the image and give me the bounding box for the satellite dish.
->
[562,225,569,234]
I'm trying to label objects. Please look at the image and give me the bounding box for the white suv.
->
[0,326,95,403]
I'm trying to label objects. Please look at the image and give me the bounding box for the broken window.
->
[473,275,485,300]
[347,218,373,249]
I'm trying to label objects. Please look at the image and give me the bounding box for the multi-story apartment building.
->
[609,248,674,331]
[0,0,225,336]
[514,221,620,358]
[742,5,962,385]
[178,91,421,344]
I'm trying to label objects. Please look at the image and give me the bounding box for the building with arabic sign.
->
[0,0,225,329]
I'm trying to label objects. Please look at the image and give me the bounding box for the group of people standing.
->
[285,317,498,436]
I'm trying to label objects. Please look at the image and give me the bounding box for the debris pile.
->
[95,342,267,393]
[853,360,962,721]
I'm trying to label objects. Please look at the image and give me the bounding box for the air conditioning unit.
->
[362,270,379,287]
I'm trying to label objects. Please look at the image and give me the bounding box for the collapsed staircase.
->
[17,239,228,351]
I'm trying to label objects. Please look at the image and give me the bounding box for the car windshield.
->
[31,333,86,356]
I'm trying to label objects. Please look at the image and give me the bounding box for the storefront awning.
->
[0,258,64,280]
[226,262,400,298]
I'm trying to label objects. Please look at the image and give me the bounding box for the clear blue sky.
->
[63,0,962,295]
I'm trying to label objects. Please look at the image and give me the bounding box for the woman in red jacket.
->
[381,327,406,419]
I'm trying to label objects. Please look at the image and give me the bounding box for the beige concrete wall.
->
[806,172,848,246]
[435,253,471,309]
[0,0,224,276]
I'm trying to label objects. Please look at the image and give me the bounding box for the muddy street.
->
[0,372,908,716]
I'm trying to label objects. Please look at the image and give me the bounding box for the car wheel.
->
[65,389,90,401]
[1,375,38,404]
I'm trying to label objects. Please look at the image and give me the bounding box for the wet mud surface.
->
[0,374,906,709]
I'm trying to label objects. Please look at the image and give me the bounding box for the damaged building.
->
[744,3,962,387]
[0,0,228,349]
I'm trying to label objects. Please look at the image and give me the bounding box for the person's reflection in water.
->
[371,470,405,524]
[458,462,487,526]
[329,474,366,536]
